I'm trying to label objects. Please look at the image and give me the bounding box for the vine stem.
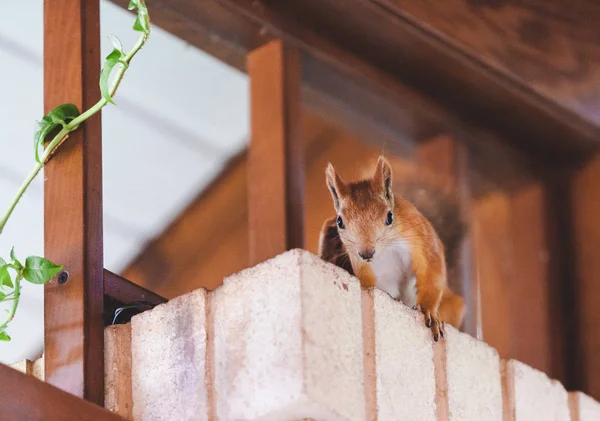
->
[0,277,21,331]
[0,32,148,236]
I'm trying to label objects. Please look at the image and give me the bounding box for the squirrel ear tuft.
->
[326,163,345,211]
[374,156,393,202]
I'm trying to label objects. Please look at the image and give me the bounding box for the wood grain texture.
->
[265,0,600,159]
[211,0,600,160]
[0,363,125,421]
[572,153,600,399]
[377,0,600,125]
[247,40,304,265]
[44,0,104,403]
[107,0,600,166]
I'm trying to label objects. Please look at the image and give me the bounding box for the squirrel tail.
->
[391,165,467,271]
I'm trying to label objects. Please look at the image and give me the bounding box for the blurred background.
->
[2,0,600,401]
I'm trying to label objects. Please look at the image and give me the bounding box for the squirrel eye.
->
[336,215,345,229]
[385,211,394,226]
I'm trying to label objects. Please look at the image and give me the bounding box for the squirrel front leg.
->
[412,251,445,341]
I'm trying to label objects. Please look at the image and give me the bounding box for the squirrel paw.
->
[413,305,445,342]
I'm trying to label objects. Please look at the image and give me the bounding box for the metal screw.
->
[58,271,68,285]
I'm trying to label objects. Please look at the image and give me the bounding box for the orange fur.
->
[319,156,465,340]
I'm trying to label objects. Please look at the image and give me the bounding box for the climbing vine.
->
[0,0,151,342]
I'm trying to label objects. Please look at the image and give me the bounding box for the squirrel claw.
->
[419,306,445,341]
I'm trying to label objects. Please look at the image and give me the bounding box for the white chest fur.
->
[369,240,417,307]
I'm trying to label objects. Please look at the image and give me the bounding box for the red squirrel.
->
[318,156,466,341]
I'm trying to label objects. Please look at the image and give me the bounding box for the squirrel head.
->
[325,156,396,263]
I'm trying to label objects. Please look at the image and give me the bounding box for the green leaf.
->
[23,256,63,285]
[0,291,6,300]
[100,44,127,105]
[0,331,11,342]
[0,259,12,289]
[34,104,80,163]
[128,0,150,34]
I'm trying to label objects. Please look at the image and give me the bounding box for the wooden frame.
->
[0,363,125,421]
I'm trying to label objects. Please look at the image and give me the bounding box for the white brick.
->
[503,359,569,421]
[372,289,437,421]
[9,359,32,375]
[212,249,364,421]
[570,391,600,421]
[105,324,132,419]
[131,290,208,421]
[444,327,502,421]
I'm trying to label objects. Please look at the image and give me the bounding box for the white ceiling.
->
[0,0,249,364]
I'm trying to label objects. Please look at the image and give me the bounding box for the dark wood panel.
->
[44,0,104,403]
[247,40,305,265]
[104,270,167,306]
[0,364,125,421]
[572,154,600,400]
[377,0,600,126]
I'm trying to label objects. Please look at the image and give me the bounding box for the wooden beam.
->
[0,364,126,421]
[253,0,600,161]
[376,0,600,128]
[247,40,304,265]
[109,0,600,165]
[572,153,600,399]
[44,0,104,403]
[104,269,167,306]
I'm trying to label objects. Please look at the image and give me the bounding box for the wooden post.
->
[572,154,600,399]
[247,40,304,265]
[44,0,104,403]
[416,135,479,338]
[472,180,564,381]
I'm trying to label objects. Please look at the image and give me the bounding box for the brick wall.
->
[104,249,600,421]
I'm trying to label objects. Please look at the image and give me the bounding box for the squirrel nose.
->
[358,249,375,262]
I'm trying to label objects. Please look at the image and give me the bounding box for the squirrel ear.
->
[326,163,346,211]
[374,156,393,203]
